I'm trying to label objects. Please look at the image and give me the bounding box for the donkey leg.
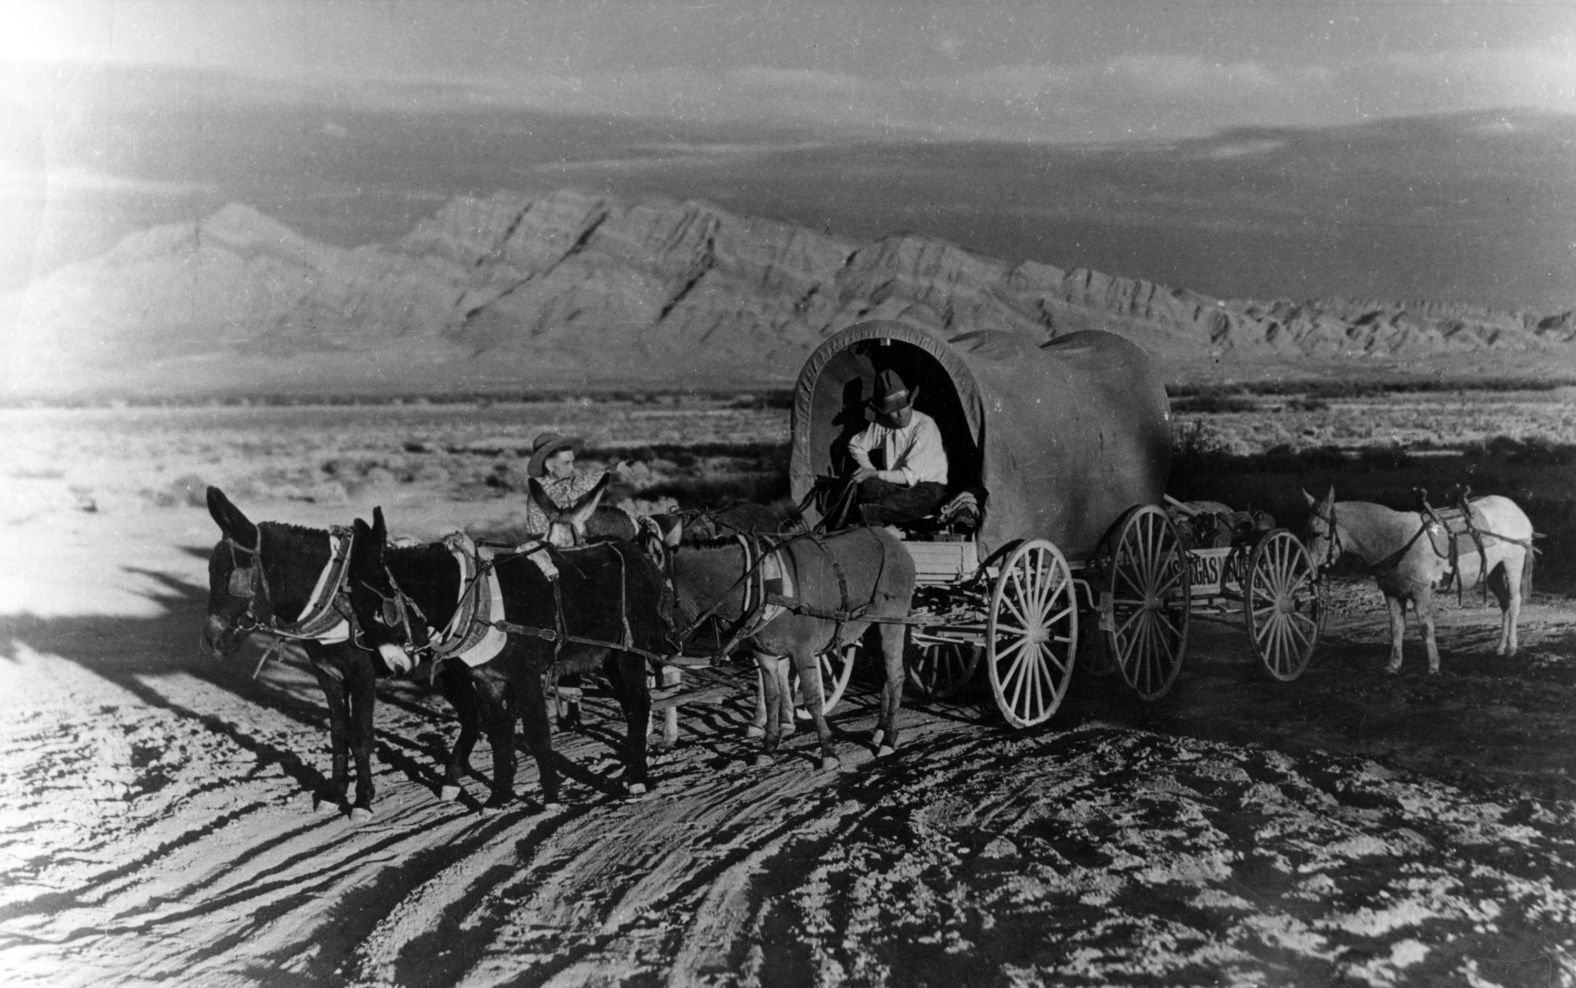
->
[309,663,352,812]
[345,658,379,820]
[873,625,905,757]
[517,667,562,809]
[1384,596,1407,674]
[436,661,479,801]
[1417,588,1441,675]
[1490,559,1521,657]
[752,655,785,767]
[477,671,518,809]
[791,649,840,771]
[774,657,796,737]
[748,665,769,739]
[611,654,652,796]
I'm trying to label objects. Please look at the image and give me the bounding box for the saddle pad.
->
[429,534,509,668]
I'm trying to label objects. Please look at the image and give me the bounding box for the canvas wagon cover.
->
[790,320,1172,560]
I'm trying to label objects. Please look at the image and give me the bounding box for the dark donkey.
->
[659,521,916,769]
[201,487,483,820]
[345,507,675,808]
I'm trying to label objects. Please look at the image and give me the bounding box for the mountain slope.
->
[6,190,1575,398]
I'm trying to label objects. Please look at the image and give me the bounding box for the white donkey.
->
[1302,488,1535,674]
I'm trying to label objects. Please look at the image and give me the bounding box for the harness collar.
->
[228,527,355,644]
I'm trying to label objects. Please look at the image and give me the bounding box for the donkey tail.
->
[1520,544,1535,603]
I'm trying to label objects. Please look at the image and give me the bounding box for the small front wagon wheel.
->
[986,539,1078,728]
[1103,505,1190,700]
[906,640,981,700]
[1246,529,1325,681]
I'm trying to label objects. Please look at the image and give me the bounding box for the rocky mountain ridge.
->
[6,189,1574,398]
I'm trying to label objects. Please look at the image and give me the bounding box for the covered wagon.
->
[787,319,1322,726]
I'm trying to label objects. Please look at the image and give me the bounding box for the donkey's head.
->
[1301,487,1341,572]
[529,472,613,547]
[203,486,268,658]
[343,507,422,674]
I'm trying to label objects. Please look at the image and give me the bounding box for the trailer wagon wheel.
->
[986,539,1078,728]
[791,641,858,718]
[1103,505,1190,700]
[906,640,980,699]
[1246,529,1325,682]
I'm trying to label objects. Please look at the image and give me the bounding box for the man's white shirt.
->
[848,411,948,487]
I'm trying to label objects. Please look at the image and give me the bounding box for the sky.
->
[3,0,1575,310]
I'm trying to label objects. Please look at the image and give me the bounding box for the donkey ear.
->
[558,473,613,542]
[1302,489,1316,509]
[1323,486,1335,504]
[664,517,683,548]
[372,506,387,546]
[206,486,257,545]
[349,517,381,567]
[567,472,613,519]
[527,477,557,520]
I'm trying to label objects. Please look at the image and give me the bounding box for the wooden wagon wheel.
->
[986,539,1078,728]
[790,641,858,718]
[905,640,981,699]
[1246,529,1325,682]
[1103,505,1190,700]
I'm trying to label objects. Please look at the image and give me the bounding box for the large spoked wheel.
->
[1246,529,1325,681]
[986,539,1079,728]
[1103,505,1190,701]
[906,640,981,699]
[791,641,858,717]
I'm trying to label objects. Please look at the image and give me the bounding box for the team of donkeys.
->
[201,483,914,819]
[202,479,1536,821]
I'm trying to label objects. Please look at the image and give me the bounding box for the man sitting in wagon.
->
[833,368,950,527]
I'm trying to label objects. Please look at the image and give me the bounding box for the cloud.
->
[1378,38,1576,116]
[0,164,211,201]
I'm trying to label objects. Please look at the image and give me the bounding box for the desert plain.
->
[1,388,1574,987]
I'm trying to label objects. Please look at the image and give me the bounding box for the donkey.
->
[201,487,482,819]
[344,507,674,807]
[660,521,916,769]
[1302,487,1535,674]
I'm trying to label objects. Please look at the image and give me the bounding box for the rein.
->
[1315,500,1535,598]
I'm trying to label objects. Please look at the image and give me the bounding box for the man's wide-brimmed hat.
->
[869,369,917,415]
[527,432,584,477]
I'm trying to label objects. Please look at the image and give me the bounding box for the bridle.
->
[1306,503,1344,572]
[351,567,429,657]
[220,534,274,633]
[218,525,358,644]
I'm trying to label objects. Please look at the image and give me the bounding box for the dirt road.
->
[1,506,1573,987]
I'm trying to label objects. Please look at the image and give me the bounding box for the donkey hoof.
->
[1382,664,1401,676]
[820,756,841,772]
[745,725,766,739]
[752,753,773,768]
[794,707,812,722]
[627,782,648,797]
[348,806,374,823]
[439,784,462,802]
[541,801,567,814]
[312,796,341,815]
[877,745,896,758]
[871,729,885,748]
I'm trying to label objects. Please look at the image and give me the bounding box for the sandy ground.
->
[1,487,1574,988]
